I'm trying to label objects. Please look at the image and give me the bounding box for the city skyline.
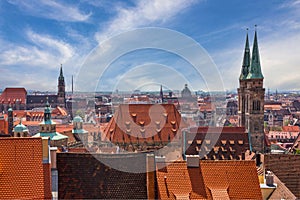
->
[0,0,300,92]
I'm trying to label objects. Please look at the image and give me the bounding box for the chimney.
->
[256,153,261,167]
[186,155,200,168]
[42,137,50,163]
[50,147,58,169]
[266,171,274,186]
[146,154,155,199]
[241,152,245,160]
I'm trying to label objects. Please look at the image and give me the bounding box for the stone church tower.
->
[238,30,265,153]
[57,64,66,108]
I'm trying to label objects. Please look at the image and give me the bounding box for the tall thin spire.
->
[247,26,264,79]
[72,75,74,94]
[240,29,251,80]
[160,85,164,103]
[59,64,64,80]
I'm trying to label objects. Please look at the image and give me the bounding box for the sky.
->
[0,0,300,93]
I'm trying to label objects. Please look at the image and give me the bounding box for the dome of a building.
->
[181,84,192,98]
[13,121,28,132]
[73,115,83,123]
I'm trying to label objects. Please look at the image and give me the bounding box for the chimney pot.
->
[186,155,200,168]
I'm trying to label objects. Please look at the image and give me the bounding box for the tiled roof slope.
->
[0,87,27,103]
[57,152,149,199]
[0,137,51,199]
[184,127,249,160]
[104,104,184,144]
[156,160,262,200]
[157,161,208,199]
[264,154,300,198]
[201,160,262,199]
[268,174,297,200]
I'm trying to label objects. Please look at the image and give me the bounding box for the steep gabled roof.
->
[156,160,262,199]
[104,104,185,144]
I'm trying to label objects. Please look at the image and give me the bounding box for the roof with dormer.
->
[104,104,185,144]
[156,160,263,199]
[0,87,27,104]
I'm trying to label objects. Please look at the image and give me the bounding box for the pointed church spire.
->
[160,85,164,103]
[247,26,264,79]
[239,29,251,80]
[59,64,64,81]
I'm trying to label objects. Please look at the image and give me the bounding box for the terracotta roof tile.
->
[0,137,51,199]
[0,87,27,104]
[104,104,185,146]
[156,160,262,200]
[282,126,300,132]
[200,160,262,199]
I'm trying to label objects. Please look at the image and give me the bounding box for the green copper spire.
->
[44,98,52,123]
[59,64,64,81]
[239,31,251,80]
[247,28,264,79]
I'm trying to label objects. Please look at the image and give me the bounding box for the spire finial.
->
[254,24,257,31]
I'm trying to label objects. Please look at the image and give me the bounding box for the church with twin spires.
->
[238,29,265,153]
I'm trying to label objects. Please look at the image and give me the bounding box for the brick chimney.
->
[266,171,274,186]
[186,155,200,168]
[146,154,155,199]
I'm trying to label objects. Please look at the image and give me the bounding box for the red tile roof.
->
[156,160,262,199]
[104,104,185,145]
[282,125,300,132]
[185,127,249,160]
[0,87,27,104]
[199,102,215,112]
[201,160,262,199]
[0,137,52,199]
[0,116,8,134]
[52,106,68,116]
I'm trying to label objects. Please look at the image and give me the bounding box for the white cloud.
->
[95,0,197,42]
[0,30,74,67]
[7,0,91,22]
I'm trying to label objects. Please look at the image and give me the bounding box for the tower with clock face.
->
[238,30,265,153]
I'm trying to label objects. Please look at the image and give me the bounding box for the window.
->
[253,100,261,111]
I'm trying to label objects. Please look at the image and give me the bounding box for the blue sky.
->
[0,0,300,92]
